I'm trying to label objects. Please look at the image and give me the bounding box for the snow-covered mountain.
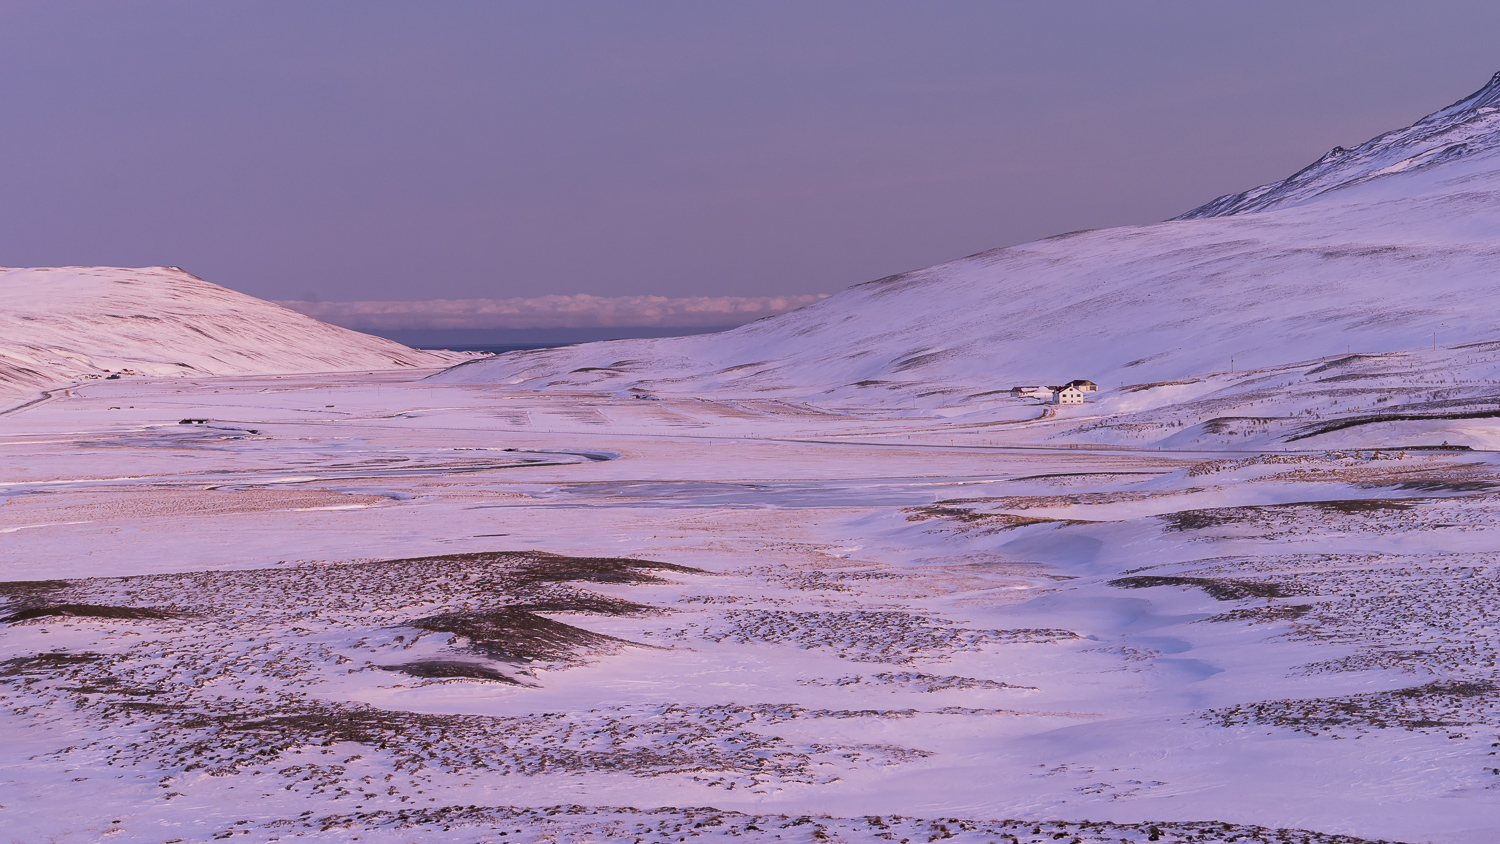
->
[435,72,1500,415]
[0,266,461,402]
[1177,71,1500,218]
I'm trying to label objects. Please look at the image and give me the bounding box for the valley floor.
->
[1,371,1497,843]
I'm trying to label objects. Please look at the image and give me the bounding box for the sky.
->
[2,1,1499,333]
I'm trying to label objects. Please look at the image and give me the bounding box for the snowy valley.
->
[5,75,1500,844]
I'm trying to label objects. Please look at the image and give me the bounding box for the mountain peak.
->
[1422,70,1500,122]
[1177,71,1500,219]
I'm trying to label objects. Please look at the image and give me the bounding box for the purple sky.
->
[2,1,1498,315]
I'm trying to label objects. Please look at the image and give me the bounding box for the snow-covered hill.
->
[435,72,1500,417]
[0,266,461,403]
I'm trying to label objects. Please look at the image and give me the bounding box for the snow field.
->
[2,375,1497,842]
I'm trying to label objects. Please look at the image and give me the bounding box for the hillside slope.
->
[0,266,460,402]
[434,73,1500,414]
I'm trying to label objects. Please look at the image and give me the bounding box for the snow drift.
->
[0,266,459,402]
[434,72,1500,409]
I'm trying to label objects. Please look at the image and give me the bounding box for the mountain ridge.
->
[1175,70,1500,219]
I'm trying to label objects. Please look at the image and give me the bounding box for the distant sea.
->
[428,342,570,354]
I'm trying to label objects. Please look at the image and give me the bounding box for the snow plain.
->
[7,75,1500,844]
[3,372,1498,844]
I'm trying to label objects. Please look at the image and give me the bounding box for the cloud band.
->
[278,293,827,330]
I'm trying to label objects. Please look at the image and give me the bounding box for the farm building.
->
[1053,385,1088,405]
[1012,380,1095,403]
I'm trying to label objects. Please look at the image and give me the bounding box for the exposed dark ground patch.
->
[802,671,1038,692]
[938,488,1202,510]
[0,550,699,629]
[90,690,849,786]
[481,551,703,584]
[2,603,186,623]
[514,594,658,615]
[682,609,1077,664]
[1160,499,1415,532]
[1388,479,1496,492]
[407,607,644,664]
[1152,497,1493,539]
[1287,406,1500,441]
[1199,604,1314,625]
[1179,553,1500,683]
[1205,679,1500,736]
[904,505,1068,529]
[256,803,1407,844]
[0,578,71,603]
[1202,416,1282,435]
[0,651,108,676]
[380,659,521,683]
[1185,454,1499,494]
[1109,575,1294,601]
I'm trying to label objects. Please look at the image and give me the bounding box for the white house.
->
[1053,385,1087,405]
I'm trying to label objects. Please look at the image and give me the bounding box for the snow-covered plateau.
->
[6,76,1500,844]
